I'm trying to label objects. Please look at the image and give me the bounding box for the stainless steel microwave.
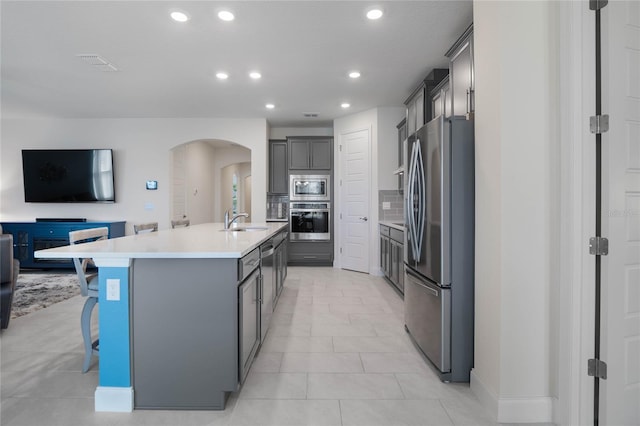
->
[289,174,330,201]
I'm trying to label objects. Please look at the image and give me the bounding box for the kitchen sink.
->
[220,226,269,232]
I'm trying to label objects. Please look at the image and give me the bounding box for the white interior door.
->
[601,1,640,424]
[339,128,370,273]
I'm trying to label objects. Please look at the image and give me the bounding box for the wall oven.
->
[289,175,330,201]
[289,202,330,241]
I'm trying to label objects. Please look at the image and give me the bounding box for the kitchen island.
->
[35,222,288,412]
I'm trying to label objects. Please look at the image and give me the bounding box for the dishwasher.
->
[238,249,261,384]
[260,241,275,343]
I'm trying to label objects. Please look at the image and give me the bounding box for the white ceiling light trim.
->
[366,8,383,20]
[348,71,361,79]
[249,71,262,80]
[265,103,275,109]
[170,11,190,22]
[218,10,235,21]
[216,72,229,80]
[341,103,351,108]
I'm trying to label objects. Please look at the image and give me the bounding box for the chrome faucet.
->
[224,209,249,229]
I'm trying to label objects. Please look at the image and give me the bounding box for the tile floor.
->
[0,267,497,426]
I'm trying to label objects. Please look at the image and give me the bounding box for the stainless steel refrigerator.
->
[404,115,474,382]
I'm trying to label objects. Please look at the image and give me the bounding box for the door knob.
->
[359,217,368,222]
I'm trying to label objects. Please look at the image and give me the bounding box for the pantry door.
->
[600,1,640,424]
[339,128,371,273]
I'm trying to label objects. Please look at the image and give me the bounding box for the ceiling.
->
[0,1,473,127]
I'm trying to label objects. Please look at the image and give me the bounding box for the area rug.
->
[10,272,80,318]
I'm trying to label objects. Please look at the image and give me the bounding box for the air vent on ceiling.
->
[76,54,119,72]
[303,112,319,118]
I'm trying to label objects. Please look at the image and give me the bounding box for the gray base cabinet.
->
[132,258,239,410]
[379,224,404,294]
[288,241,333,266]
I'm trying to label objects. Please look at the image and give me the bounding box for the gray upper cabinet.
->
[404,69,448,137]
[269,140,288,194]
[288,137,332,170]
[446,24,474,119]
[431,75,451,120]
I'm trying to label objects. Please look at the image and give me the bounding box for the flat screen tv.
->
[22,149,115,203]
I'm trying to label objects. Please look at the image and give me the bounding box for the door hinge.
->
[340,247,342,254]
[588,359,608,379]
[339,145,342,152]
[589,114,609,134]
[589,0,608,10]
[340,213,342,219]
[589,237,609,256]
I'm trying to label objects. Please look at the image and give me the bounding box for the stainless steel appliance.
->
[260,241,275,343]
[289,202,330,241]
[404,115,475,382]
[289,175,330,201]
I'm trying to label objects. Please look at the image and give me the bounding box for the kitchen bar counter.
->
[34,222,288,413]
[35,222,287,260]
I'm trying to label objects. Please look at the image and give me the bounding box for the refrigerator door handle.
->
[407,141,420,262]
[414,141,426,261]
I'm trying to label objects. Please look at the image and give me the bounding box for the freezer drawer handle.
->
[406,270,439,297]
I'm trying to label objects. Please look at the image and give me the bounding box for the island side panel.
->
[131,258,239,410]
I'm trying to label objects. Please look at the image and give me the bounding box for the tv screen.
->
[22,149,115,203]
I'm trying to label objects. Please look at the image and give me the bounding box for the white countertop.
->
[379,220,405,231]
[34,222,288,260]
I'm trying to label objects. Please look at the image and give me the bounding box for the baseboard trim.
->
[470,369,499,420]
[470,369,554,423]
[95,386,134,412]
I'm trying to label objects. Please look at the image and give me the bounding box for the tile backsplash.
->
[379,190,404,221]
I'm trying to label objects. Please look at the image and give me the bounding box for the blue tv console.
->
[0,221,125,269]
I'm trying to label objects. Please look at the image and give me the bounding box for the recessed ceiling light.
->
[341,103,351,109]
[265,103,275,109]
[218,10,235,21]
[216,72,229,80]
[366,9,383,20]
[170,11,190,22]
[349,71,361,79]
[249,71,262,80]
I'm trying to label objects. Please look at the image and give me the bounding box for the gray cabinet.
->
[379,224,404,294]
[288,137,332,170]
[288,241,333,266]
[446,24,474,119]
[404,69,449,137]
[396,118,407,190]
[431,75,451,120]
[269,140,288,194]
[132,257,241,410]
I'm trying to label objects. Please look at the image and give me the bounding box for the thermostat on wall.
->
[146,180,158,190]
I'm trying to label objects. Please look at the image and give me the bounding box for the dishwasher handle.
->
[261,245,275,257]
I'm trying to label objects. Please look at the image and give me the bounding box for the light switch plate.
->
[382,202,391,210]
[106,279,120,301]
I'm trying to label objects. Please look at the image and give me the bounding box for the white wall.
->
[0,118,268,233]
[333,106,403,274]
[472,1,558,423]
[211,145,251,222]
[269,127,333,139]
[377,107,405,190]
[183,141,216,225]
